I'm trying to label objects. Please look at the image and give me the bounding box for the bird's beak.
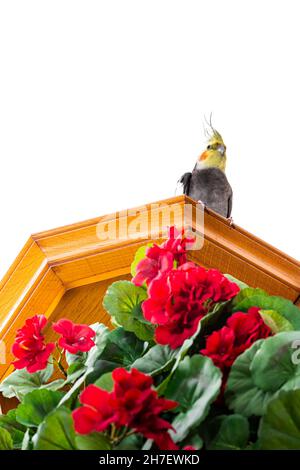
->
[198,150,208,161]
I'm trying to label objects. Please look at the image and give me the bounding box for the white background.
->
[0,0,299,280]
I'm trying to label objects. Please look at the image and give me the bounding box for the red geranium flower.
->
[201,307,272,376]
[52,319,96,354]
[72,385,117,434]
[161,226,195,265]
[226,307,272,354]
[142,263,240,349]
[132,244,174,287]
[111,367,154,425]
[72,368,178,450]
[132,226,195,287]
[201,326,236,372]
[12,315,54,373]
[112,368,177,443]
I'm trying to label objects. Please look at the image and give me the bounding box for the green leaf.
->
[103,280,153,341]
[259,309,294,333]
[165,355,222,442]
[131,344,178,376]
[232,293,300,330]
[94,372,114,391]
[75,432,111,450]
[65,352,85,368]
[21,429,31,450]
[250,332,300,391]
[0,363,64,400]
[58,368,92,408]
[207,415,250,450]
[115,434,143,450]
[142,438,153,450]
[258,389,300,449]
[182,432,203,450]
[232,287,266,306]
[224,274,248,290]
[16,389,63,428]
[87,328,146,384]
[103,328,146,366]
[0,428,13,450]
[131,244,153,278]
[85,323,111,368]
[226,332,300,417]
[32,407,76,450]
[225,340,267,416]
[157,321,202,396]
[67,362,87,384]
[199,300,230,334]
[0,410,26,449]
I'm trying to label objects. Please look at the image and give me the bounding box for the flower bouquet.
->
[1,227,300,450]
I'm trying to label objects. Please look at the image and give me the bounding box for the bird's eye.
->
[207,145,212,150]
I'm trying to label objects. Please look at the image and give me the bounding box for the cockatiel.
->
[179,127,233,219]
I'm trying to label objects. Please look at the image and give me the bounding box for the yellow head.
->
[197,128,227,172]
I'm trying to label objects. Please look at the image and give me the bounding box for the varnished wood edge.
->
[31,195,299,271]
[28,196,299,292]
[1,196,299,298]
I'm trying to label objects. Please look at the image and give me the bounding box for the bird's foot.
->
[227,216,235,227]
[197,200,206,210]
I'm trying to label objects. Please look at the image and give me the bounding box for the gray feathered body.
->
[180,167,232,218]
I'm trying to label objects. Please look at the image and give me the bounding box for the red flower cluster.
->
[142,263,240,349]
[12,315,55,373]
[132,227,194,287]
[201,307,272,375]
[72,386,117,434]
[73,368,178,449]
[12,316,96,373]
[52,319,96,354]
[162,226,195,265]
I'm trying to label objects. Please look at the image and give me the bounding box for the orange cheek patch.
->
[199,151,208,161]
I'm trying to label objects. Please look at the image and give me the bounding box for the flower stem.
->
[53,345,67,378]
[56,359,67,378]
[110,426,136,447]
[110,424,117,442]
[118,426,128,442]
